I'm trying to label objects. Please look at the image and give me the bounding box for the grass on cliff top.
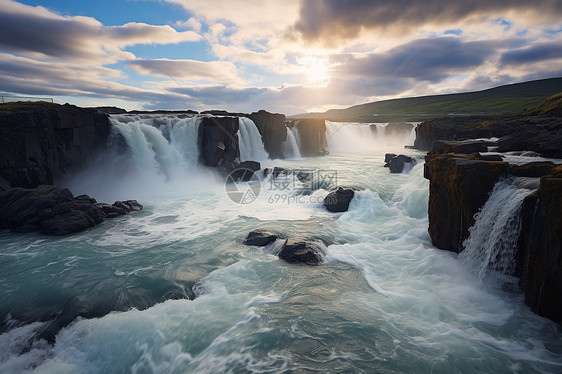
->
[523,92,562,116]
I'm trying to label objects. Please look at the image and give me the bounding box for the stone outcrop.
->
[229,161,261,182]
[0,102,111,189]
[294,119,328,156]
[429,140,494,155]
[424,154,511,252]
[384,154,415,173]
[425,150,562,322]
[414,114,562,158]
[324,187,355,212]
[277,239,325,266]
[0,185,142,235]
[517,166,562,322]
[244,229,279,246]
[497,122,562,158]
[249,110,287,159]
[198,116,240,173]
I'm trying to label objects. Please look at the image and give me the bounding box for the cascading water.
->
[2,116,562,373]
[238,117,269,162]
[282,126,301,158]
[375,123,387,140]
[459,177,536,283]
[325,121,416,154]
[110,114,201,179]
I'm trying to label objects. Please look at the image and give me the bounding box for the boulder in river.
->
[277,239,325,266]
[244,229,279,246]
[324,187,355,212]
[387,155,415,173]
[0,185,142,235]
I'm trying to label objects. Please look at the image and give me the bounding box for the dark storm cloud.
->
[292,0,562,43]
[500,40,562,65]
[333,37,505,83]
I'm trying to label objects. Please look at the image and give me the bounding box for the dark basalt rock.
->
[517,166,562,322]
[198,116,240,173]
[324,187,355,212]
[424,153,562,322]
[413,114,562,158]
[249,110,287,159]
[509,162,556,177]
[388,155,415,173]
[429,140,494,155]
[0,185,142,235]
[424,154,510,252]
[294,119,328,156]
[244,229,279,246]
[277,239,325,266]
[0,102,111,189]
[466,153,504,162]
[384,153,397,164]
[229,161,261,182]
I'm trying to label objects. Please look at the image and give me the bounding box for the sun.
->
[299,55,330,85]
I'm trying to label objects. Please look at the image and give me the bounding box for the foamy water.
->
[1,118,560,373]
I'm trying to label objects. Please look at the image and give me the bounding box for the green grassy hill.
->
[296,77,562,121]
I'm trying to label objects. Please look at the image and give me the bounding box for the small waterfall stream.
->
[282,126,301,158]
[459,177,536,283]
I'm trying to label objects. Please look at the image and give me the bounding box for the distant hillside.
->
[295,77,562,122]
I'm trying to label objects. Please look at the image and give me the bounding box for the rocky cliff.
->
[424,149,561,322]
[249,110,287,159]
[413,98,562,158]
[518,166,562,322]
[0,102,111,189]
[292,118,328,156]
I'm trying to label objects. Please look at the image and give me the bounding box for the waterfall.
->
[282,126,301,158]
[325,121,375,153]
[459,178,536,283]
[110,114,201,179]
[325,121,415,153]
[238,117,269,162]
[375,123,387,140]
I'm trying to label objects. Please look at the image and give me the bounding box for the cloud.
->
[128,59,244,85]
[292,0,562,44]
[334,37,509,82]
[0,0,200,64]
[500,40,562,65]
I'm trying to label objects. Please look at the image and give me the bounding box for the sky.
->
[0,0,561,115]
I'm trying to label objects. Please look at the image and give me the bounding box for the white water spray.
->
[459,178,535,283]
[282,126,301,158]
[238,117,269,162]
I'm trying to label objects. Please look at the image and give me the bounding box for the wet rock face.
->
[413,115,562,157]
[277,239,325,266]
[249,110,287,159]
[518,166,562,322]
[0,102,111,189]
[425,154,562,322]
[388,155,415,173]
[429,140,493,155]
[324,187,355,212]
[197,116,240,172]
[0,185,142,236]
[244,229,279,246]
[295,119,328,156]
[424,154,510,253]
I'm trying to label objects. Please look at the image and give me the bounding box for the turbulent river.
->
[0,116,561,373]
